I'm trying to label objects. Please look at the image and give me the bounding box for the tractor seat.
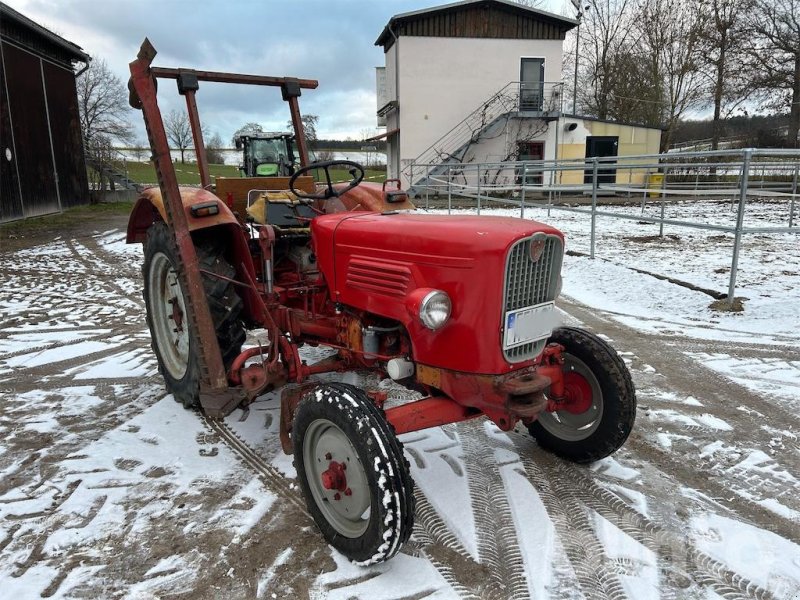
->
[246,191,315,231]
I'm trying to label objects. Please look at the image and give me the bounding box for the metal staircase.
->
[86,147,143,192]
[406,81,563,193]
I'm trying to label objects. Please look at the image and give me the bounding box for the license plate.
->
[503,302,557,349]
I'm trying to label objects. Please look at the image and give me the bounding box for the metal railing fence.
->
[409,148,800,306]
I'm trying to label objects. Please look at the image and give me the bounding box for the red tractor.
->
[126,40,635,565]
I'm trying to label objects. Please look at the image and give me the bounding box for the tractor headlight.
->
[419,290,451,330]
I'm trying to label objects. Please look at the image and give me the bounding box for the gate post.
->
[447,165,452,215]
[477,164,482,215]
[727,149,751,305]
[790,164,798,228]
[590,157,598,259]
[425,164,430,210]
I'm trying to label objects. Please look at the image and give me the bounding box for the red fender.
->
[126,185,260,323]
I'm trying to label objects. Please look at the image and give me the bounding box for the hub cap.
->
[303,419,371,538]
[539,353,603,441]
[148,252,190,379]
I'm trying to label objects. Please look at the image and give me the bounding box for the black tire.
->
[528,327,636,464]
[142,222,245,408]
[293,383,415,565]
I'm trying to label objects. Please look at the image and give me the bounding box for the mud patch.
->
[709,297,746,312]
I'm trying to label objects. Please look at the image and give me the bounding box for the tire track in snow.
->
[511,445,629,600]
[205,413,489,597]
[561,298,800,430]
[6,340,144,378]
[0,284,142,317]
[411,490,486,599]
[65,238,141,303]
[460,421,530,600]
[511,433,778,600]
[0,327,130,361]
[203,416,307,512]
[561,299,800,535]
[626,437,799,544]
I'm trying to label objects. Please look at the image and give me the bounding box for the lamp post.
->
[571,1,589,114]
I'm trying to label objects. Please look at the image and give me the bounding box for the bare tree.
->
[164,109,192,164]
[576,0,705,149]
[231,122,263,146]
[84,134,116,204]
[77,58,133,146]
[205,132,225,165]
[78,58,134,201]
[287,114,319,148]
[604,49,661,125]
[360,128,378,167]
[638,0,706,150]
[131,138,150,162]
[579,0,640,119]
[749,0,800,147]
[697,0,753,149]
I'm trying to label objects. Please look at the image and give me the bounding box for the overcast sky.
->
[5,0,567,143]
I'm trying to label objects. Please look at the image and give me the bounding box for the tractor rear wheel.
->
[143,222,245,408]
[528,327,636,463]
[293,383,415,565]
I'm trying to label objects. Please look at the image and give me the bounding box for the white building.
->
[374,0,662,190]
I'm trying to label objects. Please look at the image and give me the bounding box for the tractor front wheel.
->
[528,327,636,463]
[293,383,415,564]
[142,222,245,408]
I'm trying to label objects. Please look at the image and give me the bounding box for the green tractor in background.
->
[235,132,298,177]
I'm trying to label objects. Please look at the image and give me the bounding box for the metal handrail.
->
[405,81,564,181]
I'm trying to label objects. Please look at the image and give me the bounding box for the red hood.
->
[315,211,562,257]
[311,212,564,374]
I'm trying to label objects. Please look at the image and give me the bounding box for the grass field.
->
[112,161,387,186]
[112,161,239,185]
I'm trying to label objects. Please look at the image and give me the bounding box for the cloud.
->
[4,0,436,141]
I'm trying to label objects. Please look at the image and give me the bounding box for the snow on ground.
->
[0,206,798,599]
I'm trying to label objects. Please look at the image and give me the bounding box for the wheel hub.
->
[304,420,371,537]
[538,352,604,442]
[561,371,593,414]
[321,460,348,493]
[169,296,184,331]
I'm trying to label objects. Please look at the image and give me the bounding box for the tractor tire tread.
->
[528,326,636,464]
[292,383,415,564]
[143,222,245,410]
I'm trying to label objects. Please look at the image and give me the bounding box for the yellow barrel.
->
[648,173,664,197]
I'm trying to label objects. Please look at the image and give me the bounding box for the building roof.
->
[0,1,90,64]
[376,0,577,50]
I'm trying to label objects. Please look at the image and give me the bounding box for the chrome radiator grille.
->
[502,234,564,362]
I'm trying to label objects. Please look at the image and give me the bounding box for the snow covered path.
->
[0,210,797,599]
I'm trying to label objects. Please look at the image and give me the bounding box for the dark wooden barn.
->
[1,2,90,223]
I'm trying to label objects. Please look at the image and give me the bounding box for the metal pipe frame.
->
[424,148,800,305]
[149,67,318,171]
[128,39,235,416]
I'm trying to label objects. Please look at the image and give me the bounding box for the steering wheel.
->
[289,160,365,200]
